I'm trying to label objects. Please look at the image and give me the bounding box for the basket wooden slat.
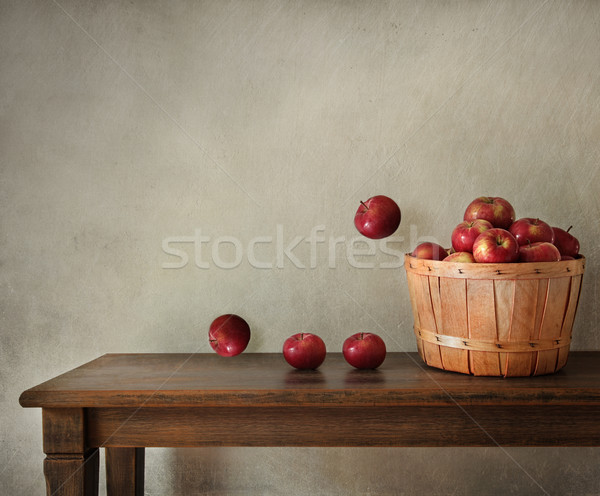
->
[404,254,585,377]
[536,277,570,375]
[440,278,470,374]
[414,274,443,369]
[466,279,500,376]
[557,274,583,371]
[509,279,541,376]
[425,276,444,369]
[494,279,512,376]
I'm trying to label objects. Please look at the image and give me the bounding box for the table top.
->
[19,352,600,409]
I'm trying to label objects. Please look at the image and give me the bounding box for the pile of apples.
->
[411,196,581,263]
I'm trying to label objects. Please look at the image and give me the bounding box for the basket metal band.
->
[414,326,572,352]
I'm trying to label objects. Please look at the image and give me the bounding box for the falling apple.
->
[354,195,401,239]
[208,314,251,357]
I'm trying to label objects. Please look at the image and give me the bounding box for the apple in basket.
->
[451,219,493,252]
[509,218,555,246]
[444,251,475,263]
[552,226,580,258]
[519,242,561,262]
[411,242,448,260]
[472,228,519,263]
[463,196,516,230]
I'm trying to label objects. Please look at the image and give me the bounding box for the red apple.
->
[463,197,516,229]
[444,251,476,263]
[354,195,401,239]
[552,226,580,257]
[509,218,555,246]
[283,333,327,370]
[342,332,386,369]
[519,242,561,262]
[411,242,448,260]
[472,228,519,263]
[209,314,251,357]
[451,219,493,253]
[561,255,575,261]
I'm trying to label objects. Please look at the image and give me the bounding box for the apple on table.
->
[283,333,327,370]
[342,332,386,369]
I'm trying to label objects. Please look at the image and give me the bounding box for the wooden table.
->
[19,352,600,495]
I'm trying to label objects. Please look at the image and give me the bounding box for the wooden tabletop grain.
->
[19,351,600,409]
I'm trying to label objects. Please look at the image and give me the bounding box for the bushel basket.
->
[404,254,585,377]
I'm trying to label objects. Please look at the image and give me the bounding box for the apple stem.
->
[567,226,573,233]
[360,201,369,210]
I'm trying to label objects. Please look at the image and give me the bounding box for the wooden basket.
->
[404,254,585,377]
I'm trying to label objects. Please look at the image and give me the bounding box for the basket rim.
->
[404,253,585,280]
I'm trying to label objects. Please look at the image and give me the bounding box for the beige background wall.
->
[2,0,599,494]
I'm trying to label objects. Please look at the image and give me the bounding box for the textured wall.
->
[2,0,600,494]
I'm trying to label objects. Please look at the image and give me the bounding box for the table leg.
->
[106,447,145,496]
[42,408,99,496]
